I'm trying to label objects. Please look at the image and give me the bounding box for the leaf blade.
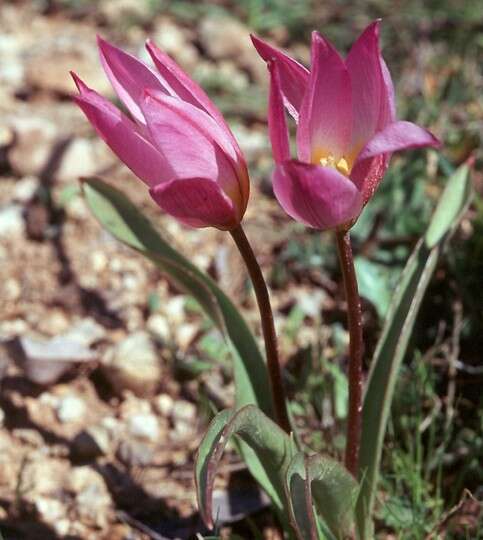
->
[357,163,473,538]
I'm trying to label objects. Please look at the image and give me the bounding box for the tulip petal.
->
[350,153,389,206]
[379,57,396,127]
[297,32,352,163]
[71,73,170,187]
[268,61,291,164]
[251,34,309,122]
[140,91,244,205]
[145,40,242,159]
[357,120,441,161]
[273,160,363,230]
[346,21,385,151]
[97,36,172,125]
[149,177,237,229]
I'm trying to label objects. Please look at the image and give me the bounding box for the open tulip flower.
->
[252,21,441,230]
[72,37,249,230]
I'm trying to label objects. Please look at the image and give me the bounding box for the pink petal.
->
[268,61,291,164]
[71,73,170,187]
[97,36,171,125]
[140,91,245,206]
[273,160,363,230]
[297,32,352,163]
[145,39,243,161]
[251,34,309,122]
[346,21,385,152]
[357,120,441,161]
[350,153,389,206]
[149,177,238,230]
[379,57,396,128]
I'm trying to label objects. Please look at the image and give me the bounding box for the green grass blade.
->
[81,178,273,416]
[357,162,473,538]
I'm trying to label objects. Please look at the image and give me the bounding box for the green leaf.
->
[285,452,359,540]
[195,405,296,529]
[285,452,317,540]
[357,162,473,538]
[81,178,273,416]
[354,257,400,319]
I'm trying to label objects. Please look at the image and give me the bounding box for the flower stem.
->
[230,225,291,434]
[335,230,363,477]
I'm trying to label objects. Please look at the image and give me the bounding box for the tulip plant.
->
[74,21,472,540]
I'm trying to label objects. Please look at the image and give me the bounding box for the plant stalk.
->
[336,230,363,477]
[230,225,291,434]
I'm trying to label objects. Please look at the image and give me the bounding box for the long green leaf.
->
[357,162,473,538]
[195,405,296,529]
[81,178,273,417]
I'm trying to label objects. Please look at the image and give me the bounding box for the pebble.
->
[0,204,25,238]
[56,395,86,424]
[127,413,159,442]
[172,400,197,424]
[13,175,39,202]
[68,466,112,529]
[102,332,162,397]
[154,393,174,417]
[146,313,170,342]
[116,439,154,467]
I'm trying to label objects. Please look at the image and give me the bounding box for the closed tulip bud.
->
[72,37,249,230]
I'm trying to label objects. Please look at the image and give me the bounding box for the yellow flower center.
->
[312,150,351,176]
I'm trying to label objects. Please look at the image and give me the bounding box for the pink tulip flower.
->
[72,37,249,230]
[252,21,441,230]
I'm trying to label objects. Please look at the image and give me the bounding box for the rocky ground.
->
[0,2,319,538]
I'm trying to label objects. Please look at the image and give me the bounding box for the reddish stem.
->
[230,225,291,434]
[336,230,363,477]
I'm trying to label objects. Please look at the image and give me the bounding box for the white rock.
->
[13,176,39,202]
[127,413,159,442]
[102,332,162,396]
[56,395,86,424]
[172,400,196,423]
[35,497,66,524]
[147,314,170,342]
[154,393,174,417]
[0,204,25,238]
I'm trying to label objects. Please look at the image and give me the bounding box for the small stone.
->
[102,332,162,397]
[116,440,154,467]
[72,425,111,459]
[7,115,58,176]
[146,313,170,342]
[0,407,4,427]
[127,413,159,442]
[172,400,196,424]
[56,395,86,424]
[0,204,25,238]
[13,176,39,202]
[68,466,112,529]
[56,138,106,184]
[154,393,174,417]
[35,497,66,526]
[175,323,199,351]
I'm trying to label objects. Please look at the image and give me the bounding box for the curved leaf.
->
[285,452,317,540]
[81,177,273,417]
[357,162,473,538]
[195,405,296,529]
[285,452,358,540]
